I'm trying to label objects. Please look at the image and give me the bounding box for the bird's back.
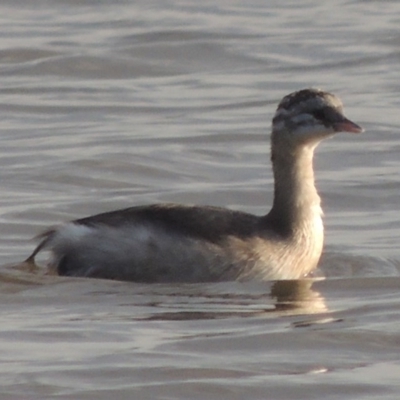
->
[33,204,284,282]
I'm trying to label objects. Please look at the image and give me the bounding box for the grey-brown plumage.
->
[26,88,363,282]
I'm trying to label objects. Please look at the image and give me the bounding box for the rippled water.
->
[1,1,400,399]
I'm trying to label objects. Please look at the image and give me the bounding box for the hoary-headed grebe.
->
[26,89,363,282]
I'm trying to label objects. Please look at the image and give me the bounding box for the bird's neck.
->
[265,141,323,238]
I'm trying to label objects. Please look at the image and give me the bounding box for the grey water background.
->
[1,1,400,399]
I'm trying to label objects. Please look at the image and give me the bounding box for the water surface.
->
[1,1,400,399]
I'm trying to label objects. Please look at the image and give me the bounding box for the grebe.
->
[26,88,363,282]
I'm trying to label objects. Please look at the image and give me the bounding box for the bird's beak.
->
[333,117,364,134]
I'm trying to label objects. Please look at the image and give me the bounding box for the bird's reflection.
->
[1,261,327,318]
[270,279,327,315]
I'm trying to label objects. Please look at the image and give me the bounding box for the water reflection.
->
[0,261,327,317]
[141,279,328,320]
[270,279,327,315]
[0,260,59,292]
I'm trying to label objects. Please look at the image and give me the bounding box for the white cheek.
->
[293,121,334,138]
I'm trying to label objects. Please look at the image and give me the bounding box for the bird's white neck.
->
[266,140,323,240]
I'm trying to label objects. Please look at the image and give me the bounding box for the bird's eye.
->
[311,109,326,121]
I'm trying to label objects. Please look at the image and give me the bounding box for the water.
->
[1,0,400,398]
